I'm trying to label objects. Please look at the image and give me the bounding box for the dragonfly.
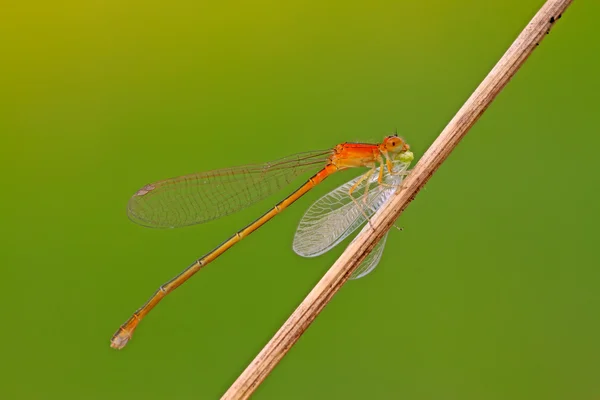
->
[111,135,413,349]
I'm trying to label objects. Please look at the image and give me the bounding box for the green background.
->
[1,1,598,399]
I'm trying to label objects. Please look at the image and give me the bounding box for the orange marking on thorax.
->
[330,143,381,170]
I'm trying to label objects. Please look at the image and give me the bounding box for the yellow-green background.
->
[1,1,598,399]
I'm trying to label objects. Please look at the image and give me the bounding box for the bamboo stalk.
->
[222,1,574,398]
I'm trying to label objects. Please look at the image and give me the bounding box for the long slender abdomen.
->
[110,164,339,349]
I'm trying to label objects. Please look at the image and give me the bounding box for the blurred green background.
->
[1,1,598,399]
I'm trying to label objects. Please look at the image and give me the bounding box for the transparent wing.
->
[128,150,332,228]
[293,160,409,257]
[349,231,388,280]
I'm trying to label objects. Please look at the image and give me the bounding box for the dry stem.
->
[222,1,574,398]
